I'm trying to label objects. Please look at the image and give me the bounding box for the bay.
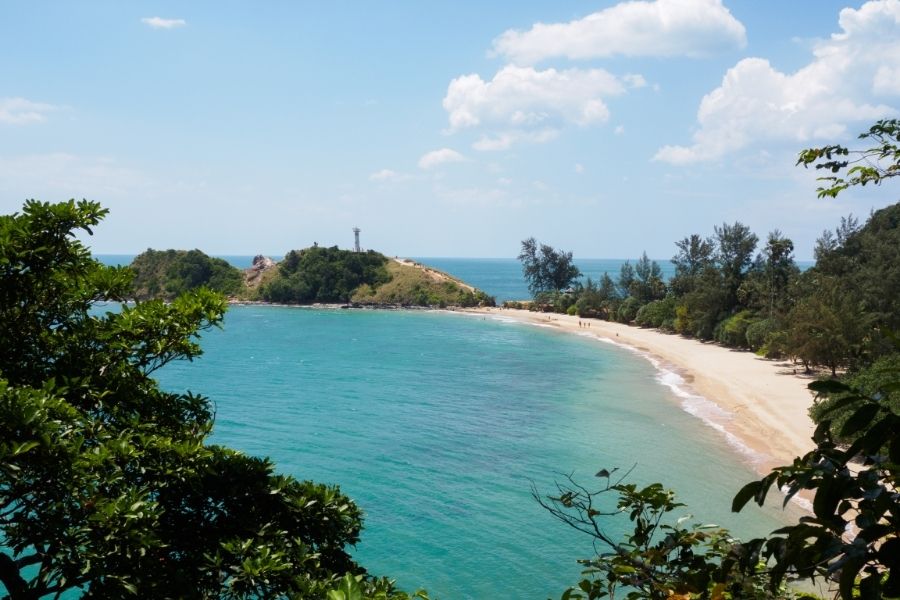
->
[156,305,806,599]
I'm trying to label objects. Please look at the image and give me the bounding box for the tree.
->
[518,237,581,297]
[0,200,422,599]
[733,373,900,599]
[536,470,782,600]
[670,234,715,296]
[631,252,666,304]
[797,118,900,198]
[714,222,758,313]
[616,261,635,300]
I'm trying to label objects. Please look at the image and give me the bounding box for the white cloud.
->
[141,17,186,29]
[418,148,466,169]
[656,0,900,164]
[614,125,626,135]
[491,0,745,65]
[444,65,623,132]
[472,129,559,151]
[369,169,410,182]
[443,65,628,149]
[574,163,585,174]
[623,74,648,89]
[0,97,57,125]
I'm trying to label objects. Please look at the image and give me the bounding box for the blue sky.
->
[1,1,898,259]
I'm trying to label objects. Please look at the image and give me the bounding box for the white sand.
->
[464,307,817,476]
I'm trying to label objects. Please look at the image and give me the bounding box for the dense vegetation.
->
[534,119,900,599]
[259,246,391,304]
[0,200,427,599]
[129,248,244,300]
[128,245,495,308]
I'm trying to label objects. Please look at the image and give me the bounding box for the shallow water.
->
[156,306,806,599]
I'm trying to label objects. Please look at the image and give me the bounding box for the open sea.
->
[98,256,809,599]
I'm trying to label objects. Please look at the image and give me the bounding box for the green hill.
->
[127,246,495,308]
[128,249,244,300]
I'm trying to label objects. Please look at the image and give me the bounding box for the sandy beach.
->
[466,307,817,476]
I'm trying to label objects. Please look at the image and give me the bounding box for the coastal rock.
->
[244,254,278,289]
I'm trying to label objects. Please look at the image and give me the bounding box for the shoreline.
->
[460,307,817,477]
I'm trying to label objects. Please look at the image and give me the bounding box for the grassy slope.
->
[351,260,493,307]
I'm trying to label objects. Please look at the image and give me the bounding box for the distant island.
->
[128,246,496,308]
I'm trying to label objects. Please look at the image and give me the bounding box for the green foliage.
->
[615,297,641,324]
[715,221,759,313]
[670,234,715,296]
[813,203,900,349]
[575,275,619,319]
[351,260,494,307]
[733,366,900,599]
[536,470,783,600]
[714,310,756,349]
[129,248,244,300]
[0,200,408,599]
[634,296,676,330]
[797,119,900,198]
[519,237,582,297]
[261,246,390,304]
[630,252,667,304]
[808,353,900,445]
[785,274,869,375]
[673,267,727,340]
[745,318,780,354]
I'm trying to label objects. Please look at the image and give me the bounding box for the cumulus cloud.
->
[418,148,466,169]
[491,0,745,64]
[0,97,57,125]
[443,65,627,149]
[141,17,186,29]
[655,0,900,164]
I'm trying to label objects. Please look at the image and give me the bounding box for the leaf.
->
[732,481,761,513]
[840,403,880,437]
[808,379,852,395]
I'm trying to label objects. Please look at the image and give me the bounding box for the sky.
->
[1,0,899,260]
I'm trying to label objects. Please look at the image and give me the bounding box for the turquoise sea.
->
[153,305,808,599]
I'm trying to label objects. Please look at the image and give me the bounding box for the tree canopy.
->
[518,237,581,298]
[0,200,425,599]
[129,248,244,300]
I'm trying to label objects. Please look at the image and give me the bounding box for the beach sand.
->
[466,307,817,476]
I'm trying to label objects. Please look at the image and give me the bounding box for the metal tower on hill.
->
[353,227,361,253]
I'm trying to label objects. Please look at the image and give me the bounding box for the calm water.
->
[153,306,805,599]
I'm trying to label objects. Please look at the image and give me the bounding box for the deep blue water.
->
[151,306,806,599]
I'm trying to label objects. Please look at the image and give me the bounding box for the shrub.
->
[714,310,756,348]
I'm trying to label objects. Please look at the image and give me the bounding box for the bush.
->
[616,297,641,323]
[714,310,756,348]
[745,317,776,351]
[635,296,676,330]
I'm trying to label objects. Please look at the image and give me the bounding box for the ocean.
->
[93,255,810,597]
[151,304,807,599]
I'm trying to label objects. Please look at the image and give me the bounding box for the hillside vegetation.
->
[351,259,494,307]
[127,246,495,307]
[129,248,244,300]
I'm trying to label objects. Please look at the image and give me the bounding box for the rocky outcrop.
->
[244,254,277,289]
